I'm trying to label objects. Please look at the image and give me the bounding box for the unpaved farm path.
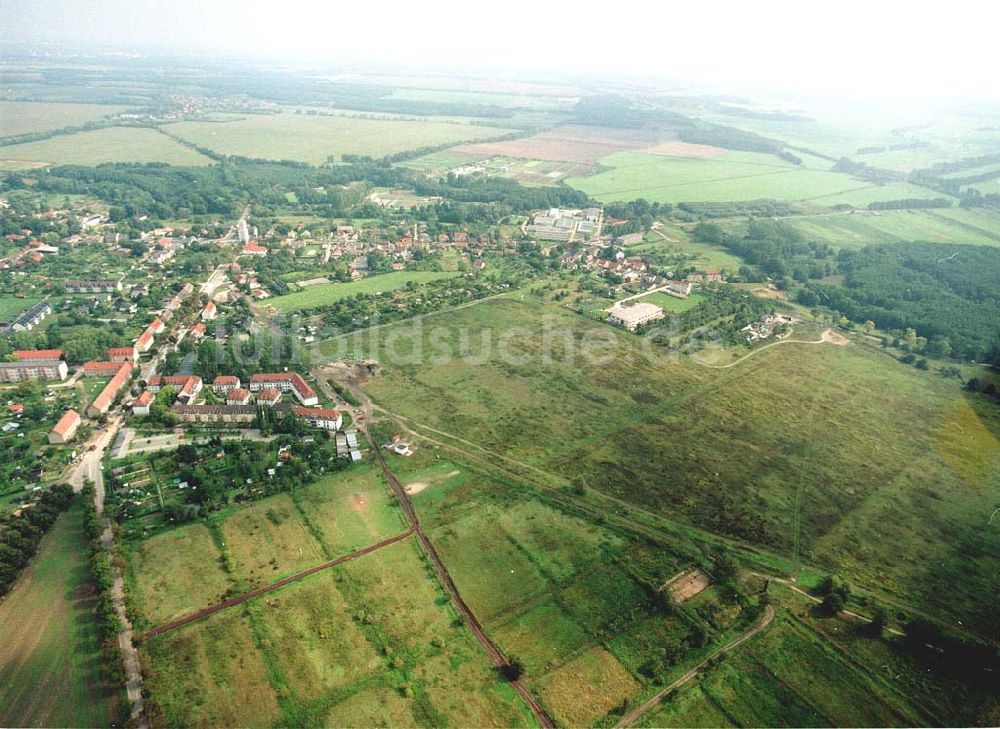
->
[695,328,847,369]
[366,426,556,728]
[614,605,775,728]
[141,528,415,640]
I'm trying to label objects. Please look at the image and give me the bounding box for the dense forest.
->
[693,220,835,283]
[799,242,1000,360]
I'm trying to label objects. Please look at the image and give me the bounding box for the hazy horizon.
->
[2,0,999,105]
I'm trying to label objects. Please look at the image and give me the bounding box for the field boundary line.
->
[614,605,775,728]
[139,528,415,641]
[368,432,556,728]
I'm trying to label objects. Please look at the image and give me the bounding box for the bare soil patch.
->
[641,140,726,159]
[348,492,370,512]
[822,329,850,345]
[755,287,789,301]
[454,125,659,166]
[404,469,459,495]
[663,568,712,603]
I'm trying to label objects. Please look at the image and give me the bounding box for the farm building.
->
[608,302,665,331]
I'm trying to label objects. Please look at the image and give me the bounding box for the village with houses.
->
[0,193,789,502]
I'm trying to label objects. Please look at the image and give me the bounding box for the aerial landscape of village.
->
[0,2,998,728]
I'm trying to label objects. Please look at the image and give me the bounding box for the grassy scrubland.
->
[164,113,514,164]
[0,502,120,727]
[0,126,212,167]
[268,271,460,313]
[338,295,999,640]
[0,100,125,137]
[391,448,775,726]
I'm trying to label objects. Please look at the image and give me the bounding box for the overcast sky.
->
[2,0,998,102]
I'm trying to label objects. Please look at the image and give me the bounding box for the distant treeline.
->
[867,198,952,210]
[570,96,802,165]
[3,158,590,225]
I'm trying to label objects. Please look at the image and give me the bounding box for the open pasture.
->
[268,270,459,312]
[125,523,232,627]
[141,609,281,728]
[0,126,212,167]
[218,494,327,587]
[638,290,708,312]
[165,112,514,164]
[0,100,125,137]
[641,616,912,727]
[294,464,407,555]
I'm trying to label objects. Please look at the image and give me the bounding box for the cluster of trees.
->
[0,484,75,595]
[5,156,595,229]
[868,197,952,210]
[693,220,835,283]
[798,242,1000,360]
[295,271,527,335]
[80,484,126,688]
[172,437,343,512]
[676,199,797,220]
[188,327,310,386]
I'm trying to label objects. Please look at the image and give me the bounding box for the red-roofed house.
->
[49,409,81,444]
[241,243,269,257]
[132,390,154,416]
[83,361,124,378]
[108,346,138,365]
[226,388,252,405]
[135,330,154,353]
[86,363,132,418]
[212,375,240,395]
[292,406,342,430]
[147,375,202,403]
[201,301,217,320]
[255,388,281,406]
[14,349,64,361]
[249,372,317,405]
[189,322,207,340]
[148,318,165,335]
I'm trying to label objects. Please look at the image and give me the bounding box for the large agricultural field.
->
[565,149,952,205]
[0,126,213,167]
[0,101,126,137]
[268,270,461,313]
[0,503,121,727]
[164,112,515,164]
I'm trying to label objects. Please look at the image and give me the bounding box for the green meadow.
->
[268,271,460,312]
